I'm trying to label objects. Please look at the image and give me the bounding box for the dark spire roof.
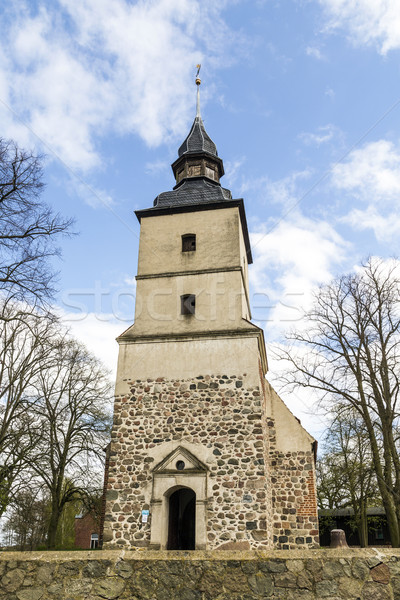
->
[154,178,231,208]
[177,115,218,158]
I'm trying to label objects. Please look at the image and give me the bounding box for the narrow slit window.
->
[182,234,196,252]
[181,294,195,315]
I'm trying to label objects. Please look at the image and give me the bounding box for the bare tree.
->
[0,138,73,303]
[318,405,379,547]
[80,487,104,527]
[3,487,49,550]
[31,338,112,549]
[0,299,60,515]
[317,449,349,512]
[277,258,400,547]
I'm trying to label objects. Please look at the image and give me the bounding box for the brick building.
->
[74,512,99,550]
[102,76,319,551]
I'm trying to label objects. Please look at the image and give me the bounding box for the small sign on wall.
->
[141,509,150,523]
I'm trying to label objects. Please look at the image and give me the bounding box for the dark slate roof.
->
[154,178,231,208]
[178,116,218,157]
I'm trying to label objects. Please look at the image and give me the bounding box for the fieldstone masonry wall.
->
[104,374,273,549]
[1,549,400,599]
[268,421,318,548]
[103,373,318,550]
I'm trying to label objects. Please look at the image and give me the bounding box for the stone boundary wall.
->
[1,548,399,599]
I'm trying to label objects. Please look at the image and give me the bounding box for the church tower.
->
[102,74,319,551]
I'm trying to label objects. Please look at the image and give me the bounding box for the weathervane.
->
[195,64,201,86]
[195,64,201,117]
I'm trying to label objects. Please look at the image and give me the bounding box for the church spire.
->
[171,67,223,186]
[176,68,219,160]
[152,69,230,208]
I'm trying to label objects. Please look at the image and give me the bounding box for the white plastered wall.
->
[115,334,262,396]
[137,208,241,276]
[267,382,315,452]
[133,270,250,335]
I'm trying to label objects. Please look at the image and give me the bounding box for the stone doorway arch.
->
[149,446,208,550]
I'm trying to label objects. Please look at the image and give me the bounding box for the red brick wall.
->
[99,443,111,548]
[297,468,318,517]
[74,513,99,549]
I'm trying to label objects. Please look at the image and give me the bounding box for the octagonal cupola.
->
[171,72,224,188]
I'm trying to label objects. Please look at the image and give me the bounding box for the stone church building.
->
[102,78,319,551]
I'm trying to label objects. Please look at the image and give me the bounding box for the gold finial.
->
[195,64,201,86]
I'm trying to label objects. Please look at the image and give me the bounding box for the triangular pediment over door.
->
[153,446,208,474]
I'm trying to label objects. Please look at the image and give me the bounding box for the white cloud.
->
[332,139,400,241]
[306,45,325,60]
[123,276,137,289]
[56,273,138,376]
[354,255,400,280]
[342,207,400,243]
[332,140,400,200]
[0,0,241,172]
[299,124,339,146]
[249,213,347,439]
[145,160,170,176]
[266,347,329,441]
[58,309,122,377]
[320,0,400,54]
[239,169,312,209]
[224,157,246,187]
[325,87,335,98]
[69,180,116,209]
[250,214,349,338]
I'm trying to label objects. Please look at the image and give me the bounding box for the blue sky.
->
[2,0,400,438]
